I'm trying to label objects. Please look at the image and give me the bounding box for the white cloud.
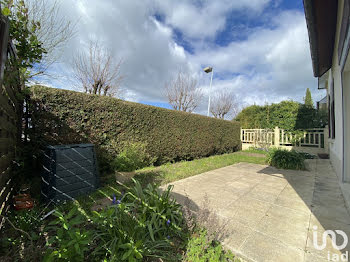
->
[191,10,321,110]
[154,0,271,39]
[40,0,323,117]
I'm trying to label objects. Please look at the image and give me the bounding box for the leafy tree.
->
[268,101,299,130]
[304,88,314,108]
[1,0,74,81]
[1,0,46,82]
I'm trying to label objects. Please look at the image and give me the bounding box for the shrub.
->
[29,86,241,172]
[267,148,305,170]
[113,142,155,172]
[235,101,300,130]
[235,100,328,130]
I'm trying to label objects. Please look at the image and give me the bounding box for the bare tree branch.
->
[25,0,77,78]
[165,71,202,113]
[72,40,124,97]
[210,90,240,119]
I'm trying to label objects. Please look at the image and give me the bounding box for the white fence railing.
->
[241,126,329,154]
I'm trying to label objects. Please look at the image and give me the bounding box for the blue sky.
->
[42,0,322,116]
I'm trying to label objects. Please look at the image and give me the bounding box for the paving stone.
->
[220,204,267,228]
[311,204,350,224]
[240,231,305,262]
[274,194,312,213]
[231,196,272,213]
[256,214,309,249]
[304,252,330,262]
[222,221,255,252]
[265,204,311,229]
[165,160,350,262]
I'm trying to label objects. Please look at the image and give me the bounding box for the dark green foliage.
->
[267,149,305,170]
[235,100,328,130]
[30,86,241,172]
[235,101,299,130]
[304,88,314,108]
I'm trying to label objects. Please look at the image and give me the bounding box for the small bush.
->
[112,142,156,172]
[267,148,305,170]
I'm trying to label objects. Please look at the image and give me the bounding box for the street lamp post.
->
[204,66,213,117]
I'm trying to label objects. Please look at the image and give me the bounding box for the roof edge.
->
[303,0,320,77]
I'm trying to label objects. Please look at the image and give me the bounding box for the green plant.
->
[1,0,46,81]
[267,148,305,170]
[44,207,92,262]
[113,142,155,172]
[30,85,241,172]
[91,204,146,261]
[91,179,185,261]
[185,230,238,262]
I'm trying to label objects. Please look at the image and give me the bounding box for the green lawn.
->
[135,151,267,185]
[60,150,266,213]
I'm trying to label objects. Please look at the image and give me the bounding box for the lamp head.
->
[203,67,213,73]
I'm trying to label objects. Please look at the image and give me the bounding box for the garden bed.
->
[0,179,240,261]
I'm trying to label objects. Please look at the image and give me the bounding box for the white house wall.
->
[328,0,350,206]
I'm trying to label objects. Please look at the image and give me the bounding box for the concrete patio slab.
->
[240,231,305,262]
[166,159,350,262]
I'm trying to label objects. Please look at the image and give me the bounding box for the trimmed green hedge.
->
[235,100,328,130]
[30,86,241,171]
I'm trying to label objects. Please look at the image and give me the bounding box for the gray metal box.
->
[41,144,99,203]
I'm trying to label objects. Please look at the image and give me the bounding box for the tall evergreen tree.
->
[304,88,314,108]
